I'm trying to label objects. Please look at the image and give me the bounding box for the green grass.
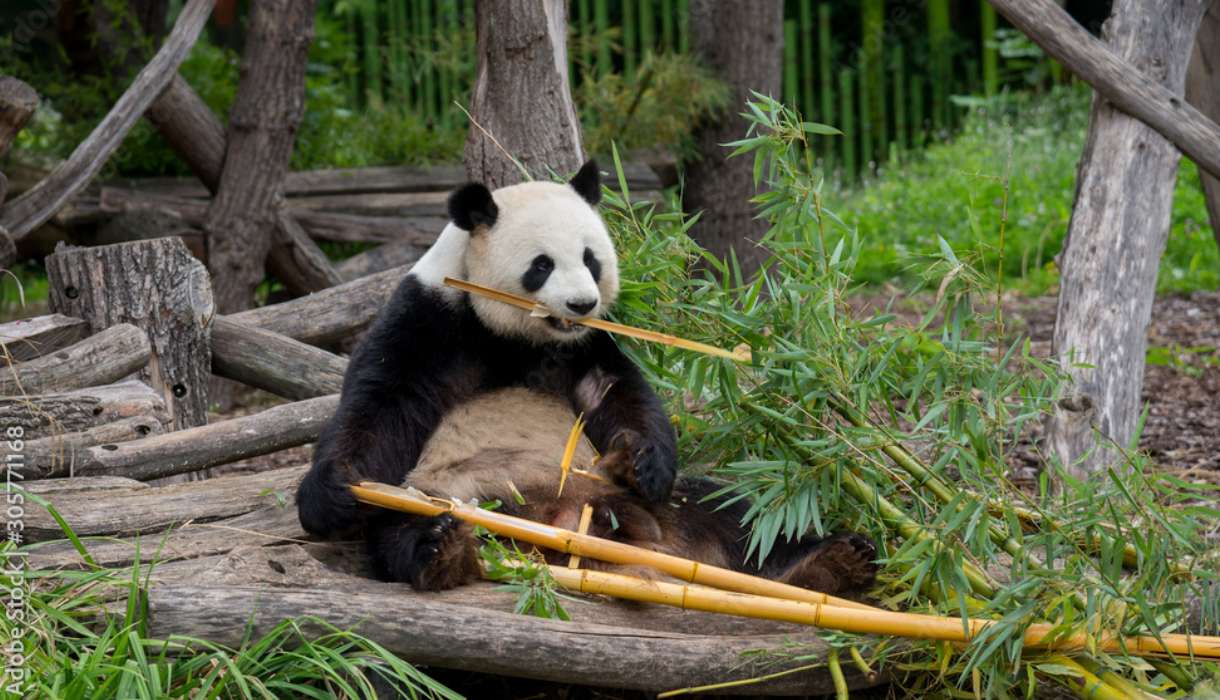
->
[826,87,1219,296]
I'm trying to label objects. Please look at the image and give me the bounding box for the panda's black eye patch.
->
[583,247,601,283]
[522,254,554,292]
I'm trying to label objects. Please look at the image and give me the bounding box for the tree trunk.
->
[682,0,783,279]
[46,239,214,431]
[203,0,316,316]
[1186,3,1220,252]
[463,0,583,188]
[1046,0,1208,479]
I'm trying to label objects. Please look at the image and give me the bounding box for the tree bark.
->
[203,0,316,316]
[4,416,165,480]
[0,314,89,364]
[46,239,214,430]
[1046,0,1208,479]
[464,0,584,187]
[144,76,226,191]
[210,317,345,399]
[1186,3,1220,251]
[682,0,783,279]
[0,380,168,439]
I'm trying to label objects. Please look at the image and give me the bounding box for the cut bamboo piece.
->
[443,277,751,362]
[543,566,1220,660]
[350,481,872,611]
[354,482,1220,659]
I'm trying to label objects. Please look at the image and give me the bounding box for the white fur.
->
[465,180,619,344]
[410,223,469,303]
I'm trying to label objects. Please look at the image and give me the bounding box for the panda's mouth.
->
[545,316,584,333]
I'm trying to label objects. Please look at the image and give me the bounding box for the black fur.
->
[521,255,554,292]
[296,276,678,567]
[447,183,498,231]
[583,247,602,283]
[569,159,601,206]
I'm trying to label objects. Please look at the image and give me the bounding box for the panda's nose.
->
[565,299,597,316]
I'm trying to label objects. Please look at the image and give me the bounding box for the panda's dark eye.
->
[583,247,602,283]
[522,254,554,292]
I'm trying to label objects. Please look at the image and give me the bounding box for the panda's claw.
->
[631,440,677,503]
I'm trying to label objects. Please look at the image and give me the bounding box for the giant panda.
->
[296,160,877,594]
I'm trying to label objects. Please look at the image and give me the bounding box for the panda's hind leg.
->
[367,512,481,591]
[770,533,879,596]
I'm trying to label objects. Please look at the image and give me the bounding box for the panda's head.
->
[447,160,619,345]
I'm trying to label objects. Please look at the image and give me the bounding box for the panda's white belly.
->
[408,387,599,504]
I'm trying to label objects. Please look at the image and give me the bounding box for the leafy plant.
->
[478,527,572,621]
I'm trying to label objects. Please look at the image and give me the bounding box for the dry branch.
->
[265,207,344,296]
[67,395,336,481]
[989,0,1220,180]
[0,323,149,395]
[148,583,866,696]
[210,317,345,399]
[0,314,90,364]
[0,0,214,239]
[144,76,225,191]
[18,464,305,540]
[0,379,167,439]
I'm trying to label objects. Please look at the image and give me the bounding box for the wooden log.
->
[24,475,148,497]
[265,207,344,297]
[6,416,165,479]
[1045,0,1209,477]
[0,323,150,395]
[66,395,336,481]
[0,314,90,364]
[210,317,344,399]
[228,264,408,346]
[17,464,305,540]
[147,582,872,695]
[989,0,1220,181]
[46,238,214,430]
[0,76,38,158]
[0,0,214,239]
[291,210,445,245]
[0,379,168,439]
[144,76,225,191]
[1186,3,1220,251]
[92,209,205,259]
[337,241,427,282]
[285,190,449,217]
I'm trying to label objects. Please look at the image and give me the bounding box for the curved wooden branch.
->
[210,317,345,399]
[0,323,150,395]
[0,0,215,239]
[988,0,1220,180]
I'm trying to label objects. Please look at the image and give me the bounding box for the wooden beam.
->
[67,395,337,481]
[336,241,427,281]
[988,0,1220,181]
[1186,3,1220,251]
[0,323,150,395]
[210,317,345,399]
[0,0,215,239]
[0,380,168,439]
[0,314,90,364]
[6,416,165,479]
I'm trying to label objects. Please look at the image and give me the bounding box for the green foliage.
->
[578,52,728,158]
[828,87,1219,296]
[599,101,1219,697]
[477,527,571,621]
[5,494,458,700]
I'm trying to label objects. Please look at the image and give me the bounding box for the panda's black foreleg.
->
[765,533,879,596]
[367,512,482,590]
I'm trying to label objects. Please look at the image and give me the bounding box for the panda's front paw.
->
[602,431,676,502]
[370,514,480,591]
[296,463,362,538]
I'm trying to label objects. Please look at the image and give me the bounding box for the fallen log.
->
[990,0,1220,181]
[0,76,38,158]
[47,238,214,430]
[0,379,168,439]
[91,209,205,259]
[7,415,165,479]
[66,395,336,481]
[147,582,869,695]
[265,207,344,297]
[0,314,90,364]
[292,210,445,245]
[228,264,407,346]
[210,317,345,399]
[18,464,305,540]
[144,76,225,191]
[0,323,150,395]
[0,0,215,239]
[337,241,426,281]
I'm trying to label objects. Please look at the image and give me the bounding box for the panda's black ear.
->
[569,159,601,206]
[448,183,499,231]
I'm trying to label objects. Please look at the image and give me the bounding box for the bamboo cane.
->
[443,277,751,362]
[354,482,1220,658]
[350,481,874,611]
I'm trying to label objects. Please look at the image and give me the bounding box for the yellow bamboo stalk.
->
[557,414,586,497]
[545,566,1220,660]
[353,481,1220,659]
[443,277,751,362]
[1045,655,1135,700]
[351,481,873,611]
[568,504,594,569]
